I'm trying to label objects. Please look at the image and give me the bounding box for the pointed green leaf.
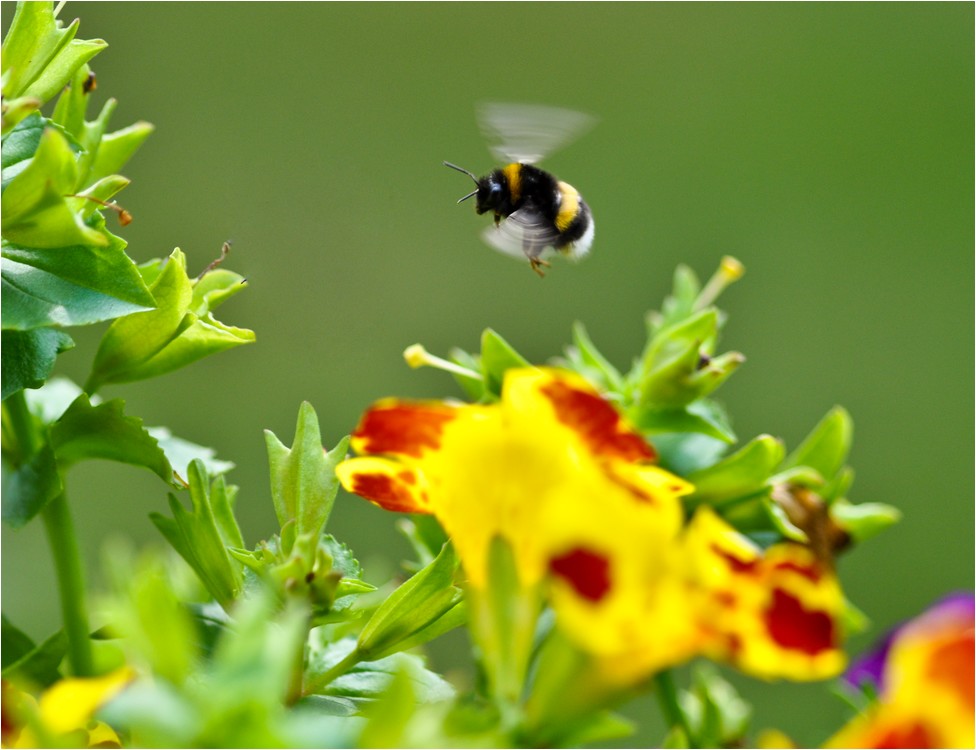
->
[636,403,736,443]
[830,499,902,542]
[1,615,36,669]
[782,406,853,481]
[86,249,192,390]
[1,624,67,688]
[447,346,486,401]
[265,401,349,538]
[566,321,624,393]
[49,393,173,482]
[1,441,61,527]
[88,121,154,184]
[358,543,463,661]
[480,328,531,396]
[150,461,243,610]
[1,112,46,185]
[1,327,74,400]
[687,434,784,505]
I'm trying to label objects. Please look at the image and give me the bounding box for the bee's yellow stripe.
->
[555,181,580,231]
[503,163,522,203]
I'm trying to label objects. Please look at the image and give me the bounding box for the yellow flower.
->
[338,367,848,686]
[2,668,133,748]
[337,368,689,593]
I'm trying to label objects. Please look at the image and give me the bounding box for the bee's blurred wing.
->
[478,102,596,165]
[481,207,560,260]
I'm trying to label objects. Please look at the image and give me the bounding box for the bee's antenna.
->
[456,189,478,204]
[443,161,479,184]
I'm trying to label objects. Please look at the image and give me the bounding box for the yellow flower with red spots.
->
[337,368,848,685]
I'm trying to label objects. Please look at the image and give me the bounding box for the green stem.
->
[302,647,362,696]
[4,391,94,676]
[654,669,696,748]
[42,491,94,676]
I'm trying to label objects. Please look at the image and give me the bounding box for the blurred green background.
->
[2,2,972,745]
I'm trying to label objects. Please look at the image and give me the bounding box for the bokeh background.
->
[2,2,972,745]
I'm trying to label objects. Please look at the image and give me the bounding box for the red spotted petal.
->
[540,379,655,462]
[336,457,430,513]
[549,547,612,603]
[765,588,837,656]
[351,400,458,458]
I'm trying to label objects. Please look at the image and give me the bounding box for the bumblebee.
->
[445,103,595,276]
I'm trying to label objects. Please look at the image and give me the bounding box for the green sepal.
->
[149,460,244,611]
[782,406,852,481]
[650,263,701,335]
[829,499,902,543]
[1,126,106,248]
[397,514,449,571]
[446,346,486,401]
[0,327,74,400]
[480,328,531,398]
[264,401,349,538]
[686,434,784,508]
[357,542,463,661]
[0,2,106,109]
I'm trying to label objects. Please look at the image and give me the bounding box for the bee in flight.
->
[445,103,595,276]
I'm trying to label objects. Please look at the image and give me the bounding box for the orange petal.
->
[350,399,459,458]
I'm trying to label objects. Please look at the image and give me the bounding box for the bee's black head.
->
[444,161,505,215]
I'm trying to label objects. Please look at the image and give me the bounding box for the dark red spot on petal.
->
[541,381,654,462]
[765,588,836,655]
[772,557,823,583]
[349,472,428,513]
[549,547,612,603]
[712,544,759,575]
[354,402,456,458]
[398,470,417,485]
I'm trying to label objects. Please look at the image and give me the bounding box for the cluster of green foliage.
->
[1,4,901,748]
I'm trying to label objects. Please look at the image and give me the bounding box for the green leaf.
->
[85,249,254,391]
[264,401,349,538]
[49,393,173,482]
[146,427,235,482]
[1,615,36,668]
[636,402,736,443]
[680,664,752,749]
[2,4,104,111]
[1,112,46,185]
[446,346,486,401]
[357,542,463,661]
[88,121,154,184]
[1,622,67,687]
[0,327,74,400]
[1,126,106,248]
[2,234,155,330]
[652,263,701,334]
[150,461,244,610]
[830,499,902,542]
[85,249,193,390]
[480,328,531,397]
[564,321,624,393]
[782,406,852,481]
[309,637,454,705]
[1,440,61,527]
[686,434,784,506]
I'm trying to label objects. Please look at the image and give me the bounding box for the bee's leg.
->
[529,257,550,277]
